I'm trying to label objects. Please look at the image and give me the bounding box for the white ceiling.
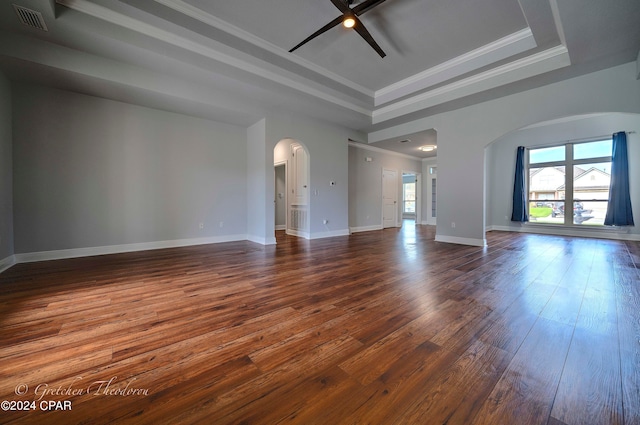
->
[0,0,638,158]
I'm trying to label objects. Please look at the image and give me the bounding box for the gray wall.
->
[13,84,247,253]
[265,112,355,239]
[487,113,640,236]
[0,72,13,262]
[247,119,269,244]
[349,145,422,230]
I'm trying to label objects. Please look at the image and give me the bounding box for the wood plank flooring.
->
[0,224,639,424]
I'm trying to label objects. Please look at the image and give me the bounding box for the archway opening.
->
[274,138,310,239]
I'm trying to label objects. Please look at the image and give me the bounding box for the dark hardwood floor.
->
[1,224,639,424]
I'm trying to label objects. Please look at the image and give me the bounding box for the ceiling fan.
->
[289,0,388,58]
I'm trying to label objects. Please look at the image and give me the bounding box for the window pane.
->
[573,163,610,225]
[574,140,612,160]
[528,166,565,224]
[529,146,565,164]
[529,200,565,224]
[403,182,416,213]
[529,167,565,198]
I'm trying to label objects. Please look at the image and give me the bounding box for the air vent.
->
[13,4,48,31]
[398,139,412,144]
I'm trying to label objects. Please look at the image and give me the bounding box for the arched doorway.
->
[274,138,310,238]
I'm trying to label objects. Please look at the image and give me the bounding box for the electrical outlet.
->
[451,222,456,228]
[219,221,224,228]
[199,222,204,229]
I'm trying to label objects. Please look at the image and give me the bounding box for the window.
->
[403,181,416,213]
[528,139,612,226]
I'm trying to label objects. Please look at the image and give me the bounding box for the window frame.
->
[402,181,416,214]
[527,139,612,227]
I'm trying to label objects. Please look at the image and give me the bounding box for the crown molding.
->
[56,0,372,117]
[154,0,374,98]
[55,0,572,128]
[348,140,424,160]
[375,28,537,106]
[372,44,570,124]
[548,0,567,46]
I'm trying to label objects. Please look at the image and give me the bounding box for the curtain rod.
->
[559,131,635,145]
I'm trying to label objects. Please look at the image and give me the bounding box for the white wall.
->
[0,71,13,268]
[13,83,248,255]
[487,113,640,238]
[370,61,640,246]
[348,144,422,231]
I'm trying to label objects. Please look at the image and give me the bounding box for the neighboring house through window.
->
[528,139,612,226]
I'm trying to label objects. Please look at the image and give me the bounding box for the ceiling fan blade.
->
[329,0,350,13]
[352,15,386,57]
[352,0,388,15]
[289,15,343,53]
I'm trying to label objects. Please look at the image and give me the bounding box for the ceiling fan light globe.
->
[343,17,356,28]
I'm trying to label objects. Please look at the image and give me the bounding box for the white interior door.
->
[289,142,309,237]
[383,169,398,228]
[292,143,308,206]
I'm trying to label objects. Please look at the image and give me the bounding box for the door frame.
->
[426,165,437,225]
[401,170,421,225]
[382,168,399,228]
[274,160,288,231]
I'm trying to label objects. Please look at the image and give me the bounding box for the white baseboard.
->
[488,224,640,241]
[350,225,383,233]
[0,255,16,273]
[286,229,310,239]
[435,234,487,247]
[310,229,350,239]
[275,225,286,231]
[247,235,277,245]
[13,234,249,264]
